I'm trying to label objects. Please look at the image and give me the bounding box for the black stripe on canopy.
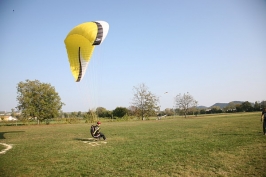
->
[92,22,103,45]
[76,47,82,82]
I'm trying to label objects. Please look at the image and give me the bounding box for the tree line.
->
[59,100,266,121]
[198,101,265,114]
[11,80,266,124]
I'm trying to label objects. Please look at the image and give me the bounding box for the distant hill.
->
[210,103,229,109]
[197,106,208,109]
[210,101,245,109]
[197,101,250,109]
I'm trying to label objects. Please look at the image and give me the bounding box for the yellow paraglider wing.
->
[64,21,109,82]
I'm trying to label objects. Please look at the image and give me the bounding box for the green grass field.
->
[0,112,265,177]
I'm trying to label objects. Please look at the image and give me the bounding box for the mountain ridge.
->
[198,101,247,109]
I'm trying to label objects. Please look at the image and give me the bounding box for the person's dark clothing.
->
[93,125,106,140]
[262,110,266,135]
[98,132,106,140]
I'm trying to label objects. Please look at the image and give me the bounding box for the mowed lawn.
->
[0,112,265,177]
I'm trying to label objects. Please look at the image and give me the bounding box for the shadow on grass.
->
[0,131,25,139]
[73,138,98,142]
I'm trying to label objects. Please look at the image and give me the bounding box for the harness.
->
[90,125,101,138]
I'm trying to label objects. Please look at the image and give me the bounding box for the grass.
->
[0,112,265,177]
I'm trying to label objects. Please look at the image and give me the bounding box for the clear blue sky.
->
[1,0,265,112]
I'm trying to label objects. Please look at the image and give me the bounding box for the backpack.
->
[90,125,100,138]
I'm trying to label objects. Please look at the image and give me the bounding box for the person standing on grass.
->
[92,121,106,140]
[261,108,266,135]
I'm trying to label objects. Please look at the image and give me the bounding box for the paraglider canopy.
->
[64,21,109,82]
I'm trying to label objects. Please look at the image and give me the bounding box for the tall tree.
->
[253,101,261,111]
[96,107,109,118]
[77,111,82,117]
[224,102,236,112]
[64,112,69,118]
[175,92,197,118]
[127,106,137,116]
[131,83,159,120]
[261,100,266,109]
[85,109,98,123]
[16,80,64,124]
[164,108,174,116]
[11,108,16,117]
[113,107,128,118]
[241,101,253,112]
[235,104,243,112]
